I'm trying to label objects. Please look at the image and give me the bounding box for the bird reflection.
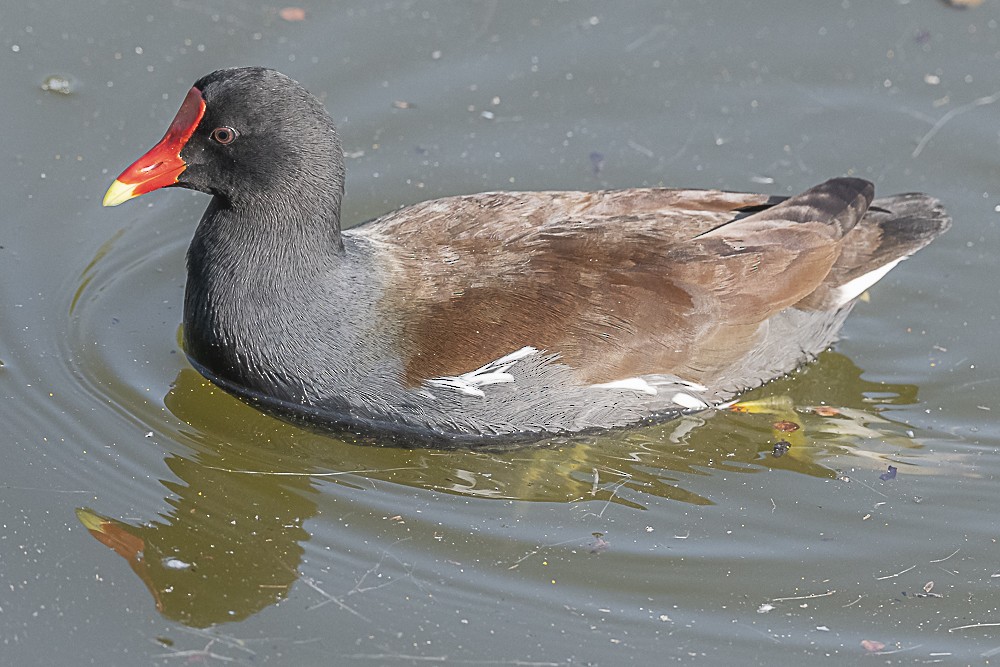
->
[77,350,930,627]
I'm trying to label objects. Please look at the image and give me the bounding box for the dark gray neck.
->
[182,195,396,405]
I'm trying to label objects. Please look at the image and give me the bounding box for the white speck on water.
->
[41,75,73,95]
[162,558,192,570]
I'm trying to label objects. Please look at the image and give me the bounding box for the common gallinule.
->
[103,67,950,446]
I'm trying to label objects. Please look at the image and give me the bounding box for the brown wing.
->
[357,181,871,386]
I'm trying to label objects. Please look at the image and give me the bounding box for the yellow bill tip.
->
[75,507,107,532]
[102,179,138,207]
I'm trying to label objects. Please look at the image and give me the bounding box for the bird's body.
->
[104,67,950,446]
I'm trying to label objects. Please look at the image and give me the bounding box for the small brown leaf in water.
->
[916,580,943,597]
[812,406,841,417]
[861,640,886,653]
[773,420,800,432]
[279,7,306,21]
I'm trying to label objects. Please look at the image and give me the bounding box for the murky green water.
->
[2,1,998,664]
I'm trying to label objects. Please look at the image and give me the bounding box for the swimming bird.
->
[104,67,950,446]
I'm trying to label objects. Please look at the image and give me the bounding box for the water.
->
[2,1,998,664]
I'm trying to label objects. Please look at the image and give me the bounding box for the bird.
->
[103,67,950,447]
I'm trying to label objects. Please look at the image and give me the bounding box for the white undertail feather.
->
[835,258,904,306]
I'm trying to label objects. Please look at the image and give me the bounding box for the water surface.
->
[2,1,998,664]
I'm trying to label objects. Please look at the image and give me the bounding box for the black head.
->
[104,67,345,219]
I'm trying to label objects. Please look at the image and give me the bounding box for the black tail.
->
[796,191,950,310]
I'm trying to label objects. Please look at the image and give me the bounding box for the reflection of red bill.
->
[103,86,206,207]
[75,507,163,611]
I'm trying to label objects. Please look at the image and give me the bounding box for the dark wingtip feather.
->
[779,177,875,236]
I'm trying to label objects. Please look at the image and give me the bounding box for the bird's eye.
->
[211,126,239,145]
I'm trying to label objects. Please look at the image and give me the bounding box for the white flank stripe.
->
[668,379,708,392]
[672,392,709,410]
[835,258,903,306]
[427,346,539,398]
[591,378,658,395]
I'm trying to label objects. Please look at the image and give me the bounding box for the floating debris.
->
[162,557,193,570]
[589,532,609,554]
[773,420,800,432]
[915,580,943,598]
[279,7,306,21]
[729,395,795,414]
[41,74,74,95]
[771,440,791,457]
[861,639,886,653]
[879,465,898,481]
